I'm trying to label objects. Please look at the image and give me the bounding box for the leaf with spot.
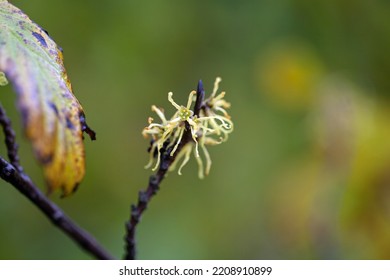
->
[0,0,95,196]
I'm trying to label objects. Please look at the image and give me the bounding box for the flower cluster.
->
[142,77,233,178]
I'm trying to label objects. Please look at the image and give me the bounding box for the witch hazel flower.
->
[142,77,233,178]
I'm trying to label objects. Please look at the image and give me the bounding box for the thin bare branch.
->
[124,80,205,259]
[0,156,115,259]
[0,103,22,172]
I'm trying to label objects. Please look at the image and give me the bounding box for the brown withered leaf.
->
[0,0,95,196]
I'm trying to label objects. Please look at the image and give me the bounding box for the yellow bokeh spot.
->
[0,71,8,86]
[255,41,324,110]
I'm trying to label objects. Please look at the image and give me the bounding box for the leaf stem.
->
[124,80,205,260]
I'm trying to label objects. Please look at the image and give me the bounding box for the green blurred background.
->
[1,0,390,259]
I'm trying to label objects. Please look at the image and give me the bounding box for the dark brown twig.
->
[124,80,205,260]
[0,104,114,260]
[194,80,205,117]
[0,103,22,173]
[0,156,114,259]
